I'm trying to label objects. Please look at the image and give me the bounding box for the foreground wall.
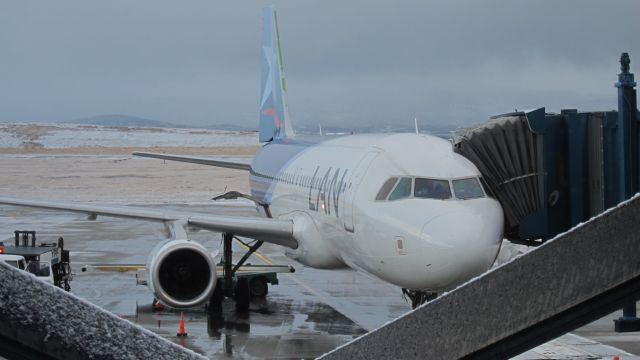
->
[320,195,640,360]
[0,262,205,360]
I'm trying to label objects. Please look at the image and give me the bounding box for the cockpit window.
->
[388,177,412,200]
[376,177,398,200]
[452,178,485,199]
[414,178,451,199]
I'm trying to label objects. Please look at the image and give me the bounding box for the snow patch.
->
[0,122,257,148]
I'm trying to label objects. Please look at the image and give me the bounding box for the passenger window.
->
[376,177,398,200]
[388,177,412,200]
[414,178,452,199]
[452,178,485,200]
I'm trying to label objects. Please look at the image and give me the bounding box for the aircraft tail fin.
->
[259,6,294,142]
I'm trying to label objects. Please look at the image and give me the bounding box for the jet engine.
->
[147,239,217,308]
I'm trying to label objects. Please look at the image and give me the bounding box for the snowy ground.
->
[0,123,258,149]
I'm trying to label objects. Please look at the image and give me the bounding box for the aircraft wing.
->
[0,197,297,249]
[133,152,252,171]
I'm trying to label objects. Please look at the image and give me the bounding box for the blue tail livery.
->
[259,6,295,142]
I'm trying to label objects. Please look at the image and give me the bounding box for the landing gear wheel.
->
[249,276,268,298]
[235,277,251,313]
[402,288,438,309]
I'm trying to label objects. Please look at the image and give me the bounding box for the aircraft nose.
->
[421,200,503,286]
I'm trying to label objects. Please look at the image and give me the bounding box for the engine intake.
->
[147,239,216,308]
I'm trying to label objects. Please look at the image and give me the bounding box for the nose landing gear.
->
[402,288,438,309]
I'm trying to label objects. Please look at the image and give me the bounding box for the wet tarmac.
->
[0,203,408,359]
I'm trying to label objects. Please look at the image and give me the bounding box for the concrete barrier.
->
[0,261,206,360]
[319,195,640,360]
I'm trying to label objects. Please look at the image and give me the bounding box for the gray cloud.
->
[0,0,638,128]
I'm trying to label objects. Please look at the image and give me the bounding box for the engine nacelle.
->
[147,239,216,308]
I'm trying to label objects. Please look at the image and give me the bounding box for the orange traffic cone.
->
[177,312,188,337]
[613,356,620,360]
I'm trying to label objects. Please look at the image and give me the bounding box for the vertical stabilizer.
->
[260,6,294,142]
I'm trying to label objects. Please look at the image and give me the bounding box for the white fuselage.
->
[250,133,504,292]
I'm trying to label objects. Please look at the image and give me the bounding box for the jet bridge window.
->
[452,177,485,200]
[414,178,452,200]
[388,177,412,200]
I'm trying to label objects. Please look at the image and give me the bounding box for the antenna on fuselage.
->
[414,117,419,134]
[318,124,323,136]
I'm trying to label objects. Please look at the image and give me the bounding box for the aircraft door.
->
[343,151,378,232]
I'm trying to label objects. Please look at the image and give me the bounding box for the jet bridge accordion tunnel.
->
[453,52,640,332]
[454,53,638,246]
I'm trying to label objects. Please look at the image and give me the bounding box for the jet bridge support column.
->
[613,52,640,332]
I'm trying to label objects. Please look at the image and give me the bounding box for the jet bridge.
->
[454,53,640,331]
[453,53,638,246]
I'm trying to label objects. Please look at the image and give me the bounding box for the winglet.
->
[259,6,294,142]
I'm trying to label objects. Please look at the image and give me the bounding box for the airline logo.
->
[307,167,349,217]
[261,108,283,129]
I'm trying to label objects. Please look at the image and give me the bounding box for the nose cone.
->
[421,199,503,290]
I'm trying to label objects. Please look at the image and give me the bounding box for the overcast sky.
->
[0,1,638,129]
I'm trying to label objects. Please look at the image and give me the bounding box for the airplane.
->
[0,6,504,309]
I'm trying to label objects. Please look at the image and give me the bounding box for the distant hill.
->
[58,114,456,136]
[203,123,257,132]
[64,115,260,131]
[295,122,457,138]
[66,114,181,128]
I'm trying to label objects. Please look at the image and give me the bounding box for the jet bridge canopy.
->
[453,111,544,240]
